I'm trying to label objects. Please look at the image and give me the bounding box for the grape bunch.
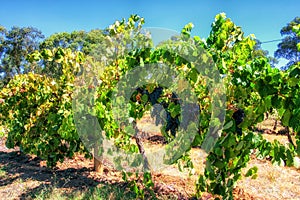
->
[132,86,181,137]
[232,108,245,135]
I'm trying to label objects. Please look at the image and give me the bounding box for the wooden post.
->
[132,120,151,172]
[94,146,103,173]
[273,120,278,131]
[285,126,295,148]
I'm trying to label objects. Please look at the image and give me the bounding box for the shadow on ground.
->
[0,150,139,200]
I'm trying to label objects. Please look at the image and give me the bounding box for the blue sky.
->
[1,0,299,67]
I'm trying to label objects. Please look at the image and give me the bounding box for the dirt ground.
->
[0,116,300,199]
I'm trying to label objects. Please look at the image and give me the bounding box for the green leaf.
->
[236,141,244,151]
[168,102,181,118]
[141,94,148,104]
[271,96,282,108]
[245,166,258,178]
[282,109,291,126]
[214,160,225,169]
[124,125,135,136]
[214,147,223,156]
[223,120,233,130]
[288,77,299,87]
[289,67,300,78]
[221,133,237,148]
[188,68,198,83]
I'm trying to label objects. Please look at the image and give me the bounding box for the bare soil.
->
[0,116,300,199]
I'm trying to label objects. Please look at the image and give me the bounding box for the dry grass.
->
[137,113,300,199]
[1,113,300,199]
[238,158,300,199]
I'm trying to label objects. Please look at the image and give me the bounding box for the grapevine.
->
[0,13,300,200]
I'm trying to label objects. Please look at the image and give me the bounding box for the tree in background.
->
[275,17,300,69]
[39,29,105,78]
[0,26,7,83]
[253,39,278,67]
[293,24,300,51]
[0,26,44,86]
[0,26,6,63]
[40,29,104,55]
